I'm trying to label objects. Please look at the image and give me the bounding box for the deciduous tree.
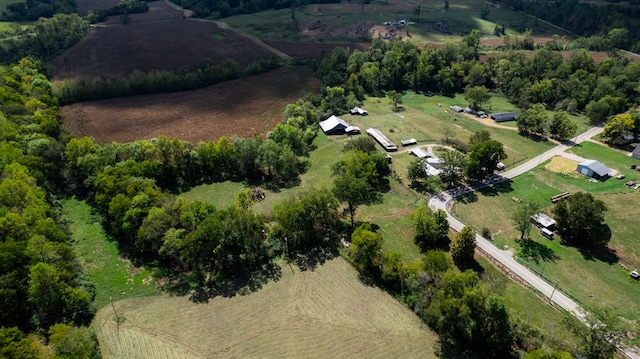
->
[451,226,476,263]
[465,139,506,181]
[511,200,542,240]
[552,192,610,247]
[349,223,382,274]
[548,111,577,141]
[464,85,490,111]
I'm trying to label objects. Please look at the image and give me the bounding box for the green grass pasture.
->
[94,257,439,358]
[62,198,159,310]
[223,0,569,43]
[452,141,640,340]
[477,256,579,349]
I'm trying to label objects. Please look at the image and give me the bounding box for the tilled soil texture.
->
[264,40,371,60]
[60,67,320,144]
[54,18,273,82]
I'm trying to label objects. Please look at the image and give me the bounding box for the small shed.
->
[424,163,441,176]
[450,105,464,113]
[345,126,361,135]
[489,112,519,122]
[632,145,640,160]
[427,157,444,169]
[531,213,557,230]
[409,147,429,158]
[577,159,611,180]
[401,138,417,146]
[349,107,368,116]
[319,115,349,135]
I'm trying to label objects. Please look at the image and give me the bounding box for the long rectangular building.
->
[366,128,398,152]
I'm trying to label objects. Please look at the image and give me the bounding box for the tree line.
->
[86,0,150,24]
[55,56,285,104]
[0,14,89,70]
[0,59,100,357]
[500,0,640,53]
[311,35,639,126]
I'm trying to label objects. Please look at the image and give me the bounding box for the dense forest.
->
[501,0,640,52]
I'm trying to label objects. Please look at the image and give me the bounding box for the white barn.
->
[319,115,349,135]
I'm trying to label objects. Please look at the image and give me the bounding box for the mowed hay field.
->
[60,66,320,143]
[94,258,438,359]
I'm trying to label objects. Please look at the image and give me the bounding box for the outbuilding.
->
[409,147,429,158]
[366,128,398,152]
[450,105,464,113]
[345,126,361,135]
[349,107,368,116]
[531,213,557,230]
[489,112,519,122]
[577,159,611,180]
[319,115,349,135]
[632,145,640,160]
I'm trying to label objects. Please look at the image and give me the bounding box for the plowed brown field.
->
[60,67,320,144]
[54,17,273,81]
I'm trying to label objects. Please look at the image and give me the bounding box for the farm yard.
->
[93,257,438,359]
[60,66,320,143]
[452,141,640,343]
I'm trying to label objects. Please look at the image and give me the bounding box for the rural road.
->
[428,125,640,359]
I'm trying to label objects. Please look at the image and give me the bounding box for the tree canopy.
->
[552,192,610,247]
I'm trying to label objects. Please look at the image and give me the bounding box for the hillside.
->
[94,258,438,358]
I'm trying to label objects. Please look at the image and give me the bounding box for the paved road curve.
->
[428,126,640,359]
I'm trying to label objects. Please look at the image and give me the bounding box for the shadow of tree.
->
[517,239,558,264]
[457,191,478,204]
[293,245,339,272]
[480,180,514,197]
[454,257,485,274]
[560,224,617,263]
[187,261,283,303]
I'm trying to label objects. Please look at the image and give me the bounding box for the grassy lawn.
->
[93,257,439,359]
[62,198,159,310]
[477,255,579,349]
[452,141,640,341]
[359,91,554,168]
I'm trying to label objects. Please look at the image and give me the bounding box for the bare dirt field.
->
[74,0,119,16]
[54,17,273,81]
[265,40,370,60]
[60,67,320,144]
[93,257,438,359]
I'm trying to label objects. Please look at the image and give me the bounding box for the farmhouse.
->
[632,145,640,160]
[489,112,519,122]
[349,107,368,116]
[319,115,349,135]
[577,159,611,180]
[366,128,398,152]
[409,147,429,158]
[531,213,557,230]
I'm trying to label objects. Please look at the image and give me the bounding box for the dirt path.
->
[458,112,519,131]
[163,0,192,17]
[187,18,293,60]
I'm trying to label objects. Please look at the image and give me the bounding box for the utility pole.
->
[549,280,559,305]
